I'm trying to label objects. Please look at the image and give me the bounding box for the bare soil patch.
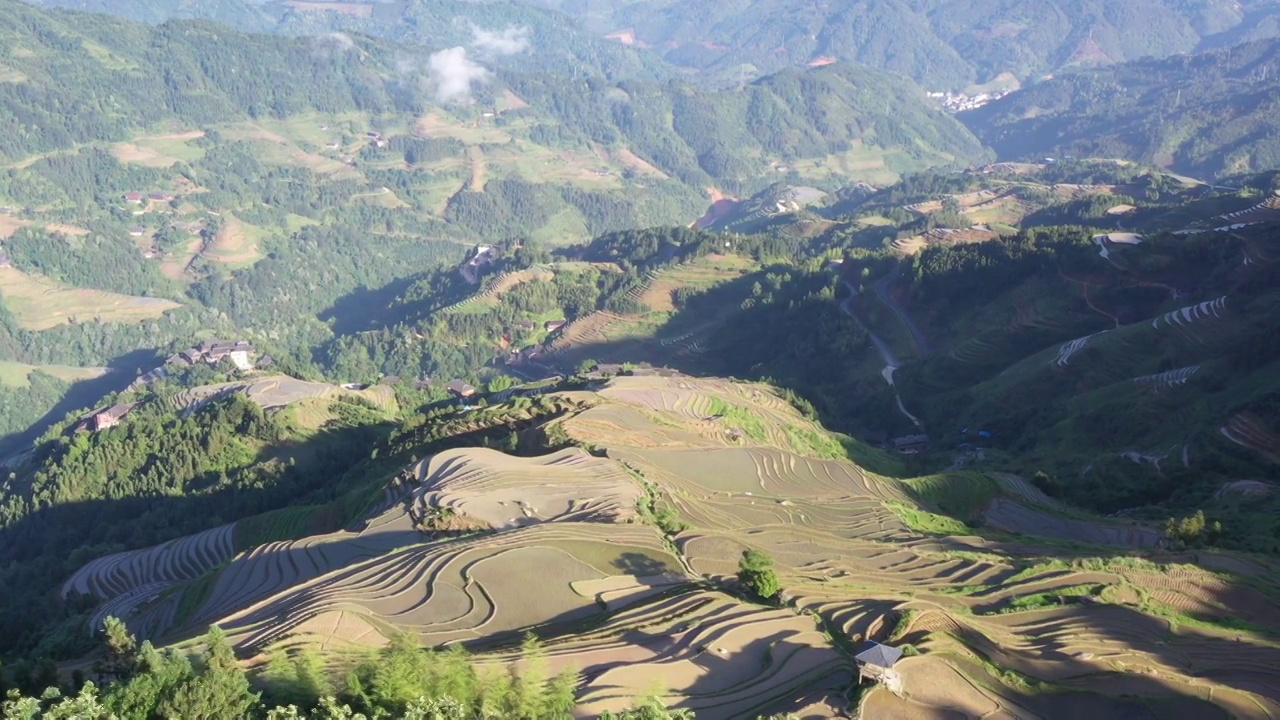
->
[611,147,668,179]
[500,89,530,111]
[467,145,487,192]
[283,1,373,15]
[0,216,89,238]
[160,237,203,280]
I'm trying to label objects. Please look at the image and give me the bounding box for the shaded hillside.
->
[963,39,1280,177]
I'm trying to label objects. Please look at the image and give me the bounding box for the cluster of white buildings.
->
[927,89,1014,112]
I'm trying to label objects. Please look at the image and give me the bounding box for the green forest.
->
[1,626,738,719]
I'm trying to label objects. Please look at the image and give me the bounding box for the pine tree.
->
[159,627,259,720]
[96,616,138,681]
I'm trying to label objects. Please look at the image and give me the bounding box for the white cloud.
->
[428,46,491,104]
[470,25,532,56]
[312,32,355,57]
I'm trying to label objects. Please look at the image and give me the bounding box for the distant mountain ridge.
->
[0,0,986,185]
[31,0,1280,90]
[525,0,1280,88]
[963,38,1280,178]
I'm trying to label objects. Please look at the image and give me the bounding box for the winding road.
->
[840,280,925,431]
[873,263,933,357]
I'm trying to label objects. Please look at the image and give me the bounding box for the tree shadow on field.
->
[611,552,672,578]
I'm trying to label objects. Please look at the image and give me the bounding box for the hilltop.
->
[17,372,1278,717]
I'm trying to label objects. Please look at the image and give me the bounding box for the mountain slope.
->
[528,0,1280,88]
[962,39,1280,177]
[33,373,1280,718]
[0,0,991,457]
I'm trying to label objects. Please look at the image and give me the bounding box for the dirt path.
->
[467,146,487,192]
[1058,267,1121,329]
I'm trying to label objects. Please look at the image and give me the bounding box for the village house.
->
[460,244,498,284]
[591,363,626,377]
[195,339,257,370]
[147,191,171,202]
[128,227,146,237]
[544,319,566,333]
[854,641,904,693]
[446,380,477,399]
[78,402,137,433]
[123,192,145,204]
[164,339,257,371]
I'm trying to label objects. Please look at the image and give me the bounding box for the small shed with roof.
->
[855,641,904,692]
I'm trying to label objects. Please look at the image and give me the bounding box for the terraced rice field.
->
[991,473,1064,510]
[575,593,851,717]
[1216,194,1280,225]
[1219,412,1280,464]
[0,361,110,387]
[610,256,757,313]
[111,131,206,167]
[205,216,266,267]
[410,447,641,529]
[60,374,1280,716]
[894,227,1000,256]
[1150,296,1228,341]
[217,523,680,650]
[983,498,1161,547]
[542,311,628,356]
[169,376,394,415]
[1133,365,1200,392]
[440,267,555,313]
[63,524,236,601]
[1051,331,1105,368]
[0,266,181,330]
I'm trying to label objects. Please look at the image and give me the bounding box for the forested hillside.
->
[0,0,992,453]
[35,0,1280,90]
[525,0,1280,88]
[964,39,1280,177]
[30,0,674,82]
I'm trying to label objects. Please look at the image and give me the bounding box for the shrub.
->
[737,549,782,601]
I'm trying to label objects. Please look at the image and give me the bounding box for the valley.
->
[0,0,1278,717]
